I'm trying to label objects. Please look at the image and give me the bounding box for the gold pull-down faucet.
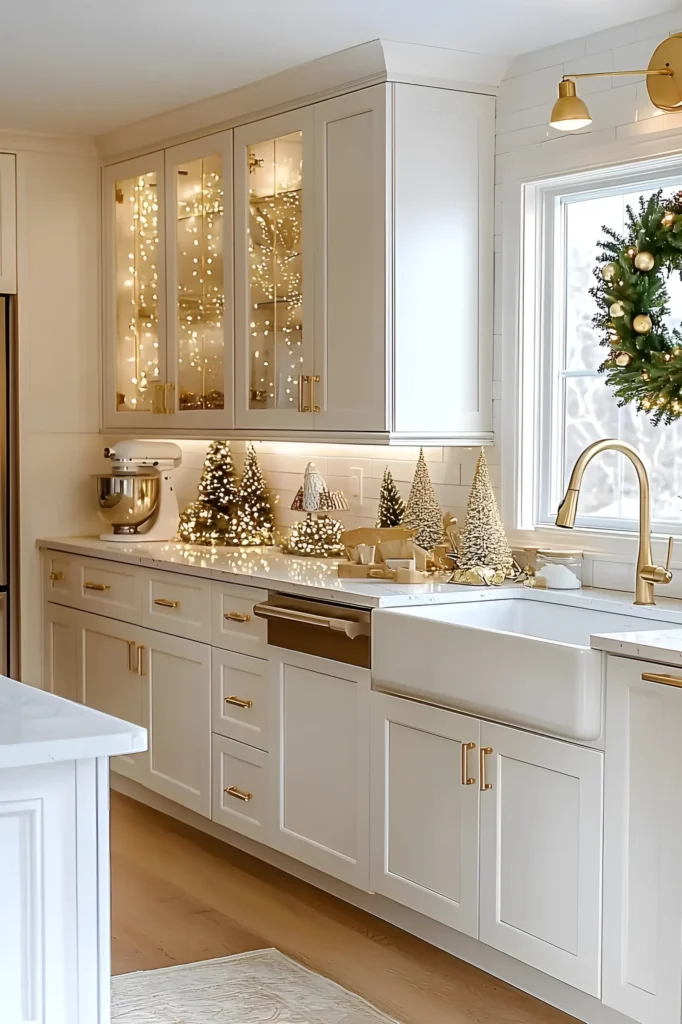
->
[555,439,674,606]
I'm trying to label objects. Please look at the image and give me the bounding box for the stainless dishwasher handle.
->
[253,603,369,639]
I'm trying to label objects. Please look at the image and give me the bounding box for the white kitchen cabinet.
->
[479,722,603,997]
[268,646,370,888]
[139,627,212,817]
[0,153,16,293]
[212,733,268,842]
[212,647,268,750]
[103,133,234,431]
[602,657,682,1024]
[44,602,82,703]
[370,693,480,934]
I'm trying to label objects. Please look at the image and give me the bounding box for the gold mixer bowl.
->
[95,472,160,534]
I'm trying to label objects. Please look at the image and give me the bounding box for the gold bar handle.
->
[84,581,110,592]
[225,785,252,802]
[224,611,251,623]
[642,671,682,688]
[297,374,310,413]
[151,381,167,415]
[49,571,64,582]
[137,645,147,676]
[164,382,175,414]
[127,641,136,673]
[311,374,320,414]
[480,746,493,791]
[154,598,180,609]
[224,695,253,709]
[461,742,476,785]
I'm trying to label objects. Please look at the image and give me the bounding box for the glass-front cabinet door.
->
[234,109,314,429]
[164,131,233,428]
[103,152,167,427]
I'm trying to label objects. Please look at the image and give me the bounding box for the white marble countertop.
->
[0,676,147,769]
[590,628,682,666]
[37,536,475,609]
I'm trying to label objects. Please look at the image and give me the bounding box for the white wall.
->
[14,140,107,684]
[494,9,682,595]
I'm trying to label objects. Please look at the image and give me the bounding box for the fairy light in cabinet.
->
[247,132,303,410]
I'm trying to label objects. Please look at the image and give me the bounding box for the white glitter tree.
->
[402,449,443,550]
[458,449,514,575]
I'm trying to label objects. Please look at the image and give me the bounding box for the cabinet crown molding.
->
[96,38,510,163]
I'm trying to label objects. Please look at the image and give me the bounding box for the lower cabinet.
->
[370,693,480,934]
[212,733,268,842]
[602,657,682,1024]
[44,604,211,817]
[479,721,603,997]
[268,646,370,889]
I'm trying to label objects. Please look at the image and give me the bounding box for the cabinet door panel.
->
[313,87,387,432]
[164,131,234,428]
[102,152,167,430]
[370,693,480,934]
[479,722,603,996]
[80,614,145,783]
[212,734,268,842]
[234,108,315,430]
[602,658,682,1024]
[142,628,212,817]
[43,603,81,703]
[212,648,268,750]
[269,647,369,888]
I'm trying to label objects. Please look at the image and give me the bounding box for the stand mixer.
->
[95,440,182,542]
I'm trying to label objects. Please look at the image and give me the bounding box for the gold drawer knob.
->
[224,695,253,709]
[49,571,64,582]
[225,611,250,623]
[84,581,110,592]
[154,598,180,609]
[225,785,252,802]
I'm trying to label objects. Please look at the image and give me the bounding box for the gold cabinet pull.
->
[154,598,180,609]
[224,695,253,709]
[480,746,493,791]
[164,382,175,413]
[297,374,311,413]
[225,611,251,623]
[225,785,252,802]
[84,581,110,592]
[127,640,136,673]
[49,571,64,582]
[137,644,147,676]
[461,742,476,785]
[642,671,682,688]
[311,374,321,413]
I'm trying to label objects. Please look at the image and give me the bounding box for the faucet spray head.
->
[556,488,580,528]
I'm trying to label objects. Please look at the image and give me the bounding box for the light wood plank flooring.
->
[111,792,576,1024]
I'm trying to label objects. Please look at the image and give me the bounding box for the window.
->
[527,160,682,536]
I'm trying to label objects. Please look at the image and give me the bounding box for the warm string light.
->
[248,133,303,409]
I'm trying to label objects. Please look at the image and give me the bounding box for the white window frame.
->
[504,140,682,559]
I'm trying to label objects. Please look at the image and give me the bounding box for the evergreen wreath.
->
[593,189,682,425]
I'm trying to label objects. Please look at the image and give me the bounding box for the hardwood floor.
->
[111,791,576,1024]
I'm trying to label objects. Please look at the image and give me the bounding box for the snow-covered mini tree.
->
[227,444,275,546]
[376,467,405,528]
[402,449,443,550]
[282,462,347,557]
[458,449,515,575]
[302,462,326,511]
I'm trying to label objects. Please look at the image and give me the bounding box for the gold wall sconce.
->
[550,33,682,131]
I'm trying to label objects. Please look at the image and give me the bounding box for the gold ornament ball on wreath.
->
[633,314,653,335]
[634,251,655,272]
[609,302,625,318]
[626,246,638,260]
[614,351,633,367]
[663,211,675,227]
[601,262,619,282]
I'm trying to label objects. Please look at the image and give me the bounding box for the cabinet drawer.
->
[212,734,268,842]
[44,551,143,624]
[143,570,212,642]
[212,649,268,750]
[43,551,79,604]
[211,581,268,656]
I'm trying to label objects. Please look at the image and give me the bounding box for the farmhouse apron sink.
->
[372,593,676,741]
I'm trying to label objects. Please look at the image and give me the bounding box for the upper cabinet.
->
[103,133,233,430]
[102,82,494,443]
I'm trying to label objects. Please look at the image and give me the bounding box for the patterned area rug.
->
[112,948,399,1023]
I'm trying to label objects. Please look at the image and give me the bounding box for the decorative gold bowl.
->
[95,472,160,534]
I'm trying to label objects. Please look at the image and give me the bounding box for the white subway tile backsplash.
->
[633,12,682,40]
[585,22,636,55]
[505,37,586,80]
[496,64,564,117]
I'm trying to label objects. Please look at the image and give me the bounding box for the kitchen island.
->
[0,675,146,1024]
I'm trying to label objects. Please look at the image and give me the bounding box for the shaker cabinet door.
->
[234,108,315,430]
[311,87,387,433]
[602,658,682,1024]
[370,693,480,935]
[478,722,603,997]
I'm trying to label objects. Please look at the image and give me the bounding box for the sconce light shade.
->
[550,80,592,131]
